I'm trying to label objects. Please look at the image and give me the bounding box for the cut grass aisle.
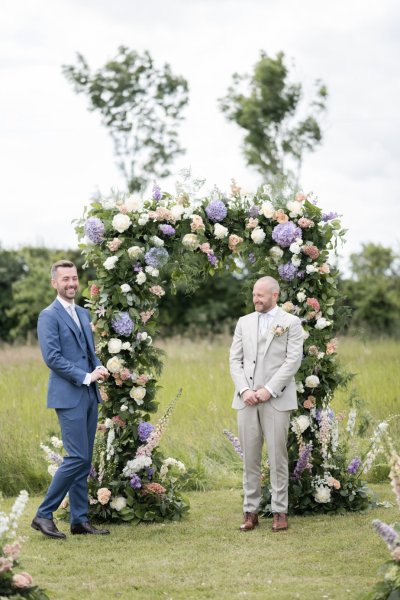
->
[9,484,397,600]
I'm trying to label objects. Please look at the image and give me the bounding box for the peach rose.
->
[99,388,109,402]
[319,263,330,274]
[298,217,314,229]
[282,301,294,313]
[107,237,122,252]
[190,214,205,232]
[303,245,320,260]
[230,179,241,195]
[303,396,316,410]
[228,234,243,252]
[136,374,150,385]
[306,297,320,312]
[3,541,21,561]
[273,209,289,223]
[246,218,259,229]
[141,482,166,496]
[326,338,338,354]
[326,477,341,490]
[119,205,129,214]
[295,193,307,202]
[12,572,33,588]
[140,309,155,324]
[97,487,112,505]
[199,242,212,254]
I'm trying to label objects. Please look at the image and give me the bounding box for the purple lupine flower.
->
[291,442,313,481]
[130,474,142,489]
[372,520,399,550]
[159,224,176,236]
[84,217,105,243]
[315,408,335,424]
[133,262,143,272]
[223,429,243,459]
[347,457,362,474]
[88,464,97,479]
[248,252,256,264]
[278,262,298,281]
[272,221,302,248]
[138,421,154,442]
[207,254,218,267]
[205,199,227,222]
[321,211,339,222]
[152,184,162,201]
[248,205,260,218]
[112,312,134,337]
[144,247,169,268]
[146,467,155,480]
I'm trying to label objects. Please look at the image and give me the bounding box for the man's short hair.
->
[51,260,76,279]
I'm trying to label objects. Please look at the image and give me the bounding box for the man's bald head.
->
[252,276,280,313]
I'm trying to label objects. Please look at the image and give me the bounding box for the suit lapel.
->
[53,300,85,349]
[76,306,94,354]
[249,312,259,355]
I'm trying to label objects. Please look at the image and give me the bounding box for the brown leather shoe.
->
[272,513,288,532]
[240,512,259,531]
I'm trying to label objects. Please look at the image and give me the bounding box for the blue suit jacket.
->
[37,299,102,409]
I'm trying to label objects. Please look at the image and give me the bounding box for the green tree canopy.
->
[63,46,189,192]
[219,51,327,184]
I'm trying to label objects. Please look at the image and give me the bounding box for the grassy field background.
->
[0,337,399,495]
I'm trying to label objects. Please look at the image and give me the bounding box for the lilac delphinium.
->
[88,464,97,479]
[144,247,169,268]
[372,520,399,550]
[146,467,155,480]
[130,474,142,489]
[207,254,217,267]
[133,262,142,272]
[278,262,298,281]
[85,217,105,243]
[248,205,260,218]
[248,252,256,264]
[205,199,227,222]
[291,443,312,481]
[152,184,162,201]
[297,270,305,280]
[138,421,154,442]
[223,429,243,459]
[321,211,339,222]
[159,224,175,236]
[347,457,362,474]
[272,221,302,248]
[112,312,134,337]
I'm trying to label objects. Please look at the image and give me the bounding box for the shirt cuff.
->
[240,387,250,396]
[83,373,91,386]
[265,385,276,398]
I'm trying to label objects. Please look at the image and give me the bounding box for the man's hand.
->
[255,387,271,403]
[242,389,258,406]
[90,367,109,382]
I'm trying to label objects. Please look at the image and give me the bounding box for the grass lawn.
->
[7,483,397,600]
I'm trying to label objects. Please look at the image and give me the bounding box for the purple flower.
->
[321,211,339,222]
[297,270,305,280]
[138,421,154,442]
[88,464,97,479]
[347,457,362,474]
[112,312,134,337]
[159,224,176,237]
[272,221,302,248]
[248,252,256,264]
[278,262,298,281]
[133,262,142,272]
[146,467,155,480]
[207,254,217,267]
[291,442,313,481]
[48,450,63,467]
[144,247,169,268]
[372,520,399,550]
[152,184,162,201]
[248,205,260,218]
[223,429,243,459]
[130,474,142,490]
[205,200,227,222]
[315,408,335,424]
[84,217,105,244]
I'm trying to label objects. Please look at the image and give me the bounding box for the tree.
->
[219,51,327,184]
[0,248,25,342]
[63,46,189,192]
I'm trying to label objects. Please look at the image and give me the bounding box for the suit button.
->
[82,355,85,359]
[250,377,253,380]
[253,361,256,364]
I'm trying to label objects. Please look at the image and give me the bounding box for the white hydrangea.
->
[251,227,266,244]
[106,356,124,373]
[291,415,311,434]
[138,213,149,226]
[286,200,303,216]
[182,233,199,250]
[112,213,131,233]
[296,381,305,393]
[259,201,275,218]
[121,342,132,351]
[110,496,127,511]
[214,223,229,239]
[120,284,131,293]
[127,246,143,259]
[291,255,302,267]
[123,455,152,477]
[170,204,184,220]
[145,266,159,277]
[150,235,164,247]
[136,272,147,285]
[297,291,307,303]
[314,485,331,504]
[306,264,319,274]
[289,242,302,254]
[103,256,119,270]
[108,338,122,354]
[305,375,320,388]
[269,246,284,261]
[124,195,143,213]
[315,317,331,330]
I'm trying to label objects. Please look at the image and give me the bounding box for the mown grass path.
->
[7,484,396,600]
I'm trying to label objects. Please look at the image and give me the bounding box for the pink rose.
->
[90,284,100,298]
[319,263,330,274]
[306,297,320,312]
[120,368,131,381]
[107,238,122,252]
[0,557,13,573]
[199,243,212,254]
[12,572,33,588]
[149,285,165,298]
[119,205,129,214]
[298,217,314,229]
[97,487,112,505]
[302,245,320,260]
[190,215,205,232]
[326,338,338,354]
[136,374,149,385]
[112,415,126,428]
[228,234,243,252]
[140,309,155,324]
[246,218,259,229]
[3,541,21,561]
[303,396,315,409]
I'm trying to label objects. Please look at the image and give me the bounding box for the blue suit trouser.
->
[37,386,98,524]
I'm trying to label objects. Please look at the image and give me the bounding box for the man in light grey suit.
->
[230,276,303,532]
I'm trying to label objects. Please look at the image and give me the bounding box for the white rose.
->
[286,200,303,216]
[103,256,119,270]
[110,496,127,511]
[112,213,131,233]
[305,375,320,388]
[314,485,331,504]
[182,233,199,250]
[170,204,184,220]
[213,223,229,239]
[315,318,331,330]
[120,404,128,412]
[106,356,124,373]
[108,338,122,354]
[121,342,132,351]
[270,246,284,261]
[291,415,310,434]
[136,272,147,285]
[138,213,149,226]
[120,284,131,293]
[289,242,301,254]
[259,201,275,218]
[140,332,148,341]
[127,246,143,259]
[150,235,164,247]
[291,255,301,267]
[297,291,306,303]
[145,266,159,277]
[306,264,319,274]
[130,386,147,404]
[251,227,266,245]
[124,195,143,213]
[296,381,305,393]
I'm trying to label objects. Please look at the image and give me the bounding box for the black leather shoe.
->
[70,522,110,535]
[31,516,66,539]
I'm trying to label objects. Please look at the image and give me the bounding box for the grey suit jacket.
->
[229,307,303,411]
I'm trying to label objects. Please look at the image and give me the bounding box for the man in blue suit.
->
[31,260,110,538]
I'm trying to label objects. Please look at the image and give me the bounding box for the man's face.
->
[51,266,79,302]
[252,281,277,313]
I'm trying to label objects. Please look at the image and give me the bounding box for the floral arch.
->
[72,178,370,523]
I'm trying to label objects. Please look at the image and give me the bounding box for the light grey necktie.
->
[67,304,81,330]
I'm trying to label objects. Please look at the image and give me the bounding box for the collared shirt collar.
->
[57,296,75,311]
[260,305,279,318]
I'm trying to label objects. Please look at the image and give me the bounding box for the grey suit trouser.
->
[237,402,291,514]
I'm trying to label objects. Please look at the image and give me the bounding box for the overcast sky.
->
[1,0,399,271]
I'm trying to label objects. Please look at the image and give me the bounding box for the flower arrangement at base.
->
[73,175,371,521]
[0,491,50,599]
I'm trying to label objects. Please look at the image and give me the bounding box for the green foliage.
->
[63,46,189,192]
[0,248,25,343]
[219,51,327,183]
